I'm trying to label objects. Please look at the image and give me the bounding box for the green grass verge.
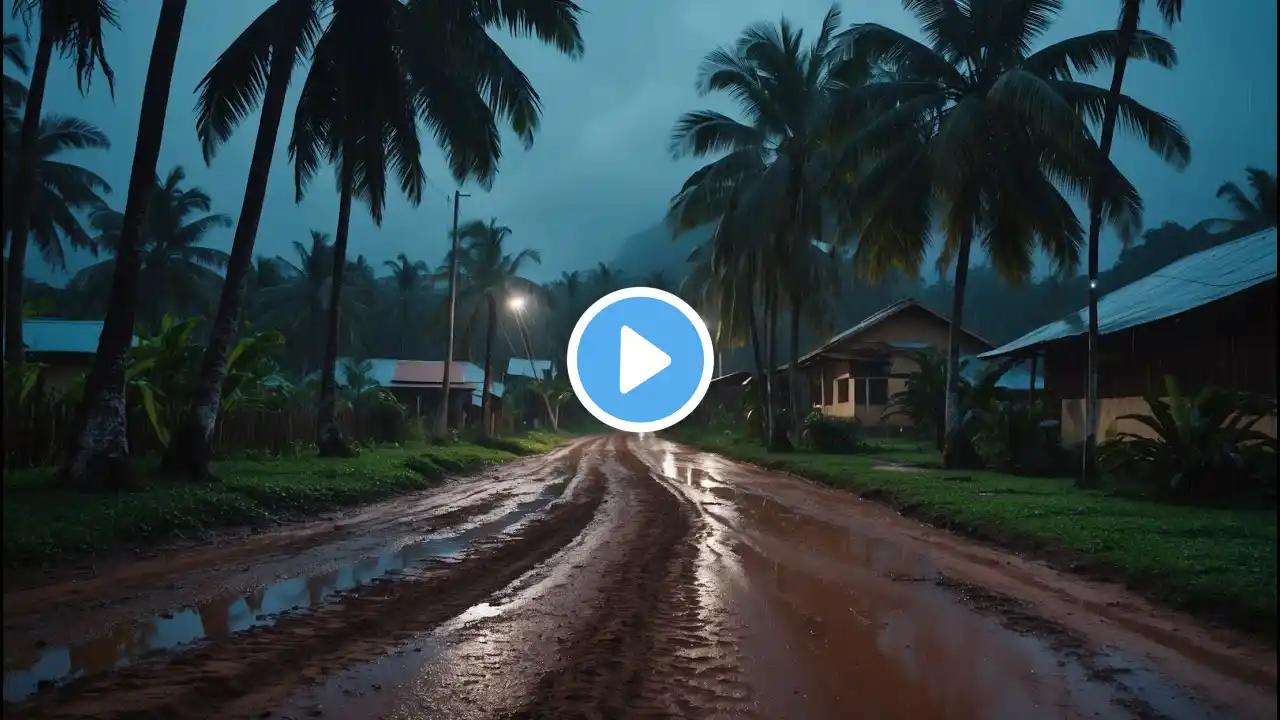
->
[2,432,574,569]
[669,429,1277,641]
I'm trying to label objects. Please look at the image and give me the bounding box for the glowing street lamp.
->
[508,294,527,312]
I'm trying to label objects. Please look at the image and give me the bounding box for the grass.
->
[669,428,1277,641]
[2,431,574,569]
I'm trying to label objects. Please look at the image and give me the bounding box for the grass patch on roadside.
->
[671,429,1277,640]
[2,432,572,569]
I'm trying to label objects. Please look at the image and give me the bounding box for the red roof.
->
[391,361,473,385]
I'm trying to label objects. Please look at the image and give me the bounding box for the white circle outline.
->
[567,286,714,433]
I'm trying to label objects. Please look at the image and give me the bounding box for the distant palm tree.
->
[6,0,118,370]
[839,0,1188,468]
[251,231,345,374]
[1213,167,1278,234]
[383,253,430,355]
[71,166,231,334]
[63,0,185,491]
[445,218,543,436]
[2,110,112,272]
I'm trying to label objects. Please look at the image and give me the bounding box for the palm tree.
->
[5,0,118,370]
[70,166,232,334]
[383,253,431,354]
[1082,0,1187,486]
[445,218,542,436]
[160,0,322,477]
[251,231,340,374]
[2,110,112,272]
[838,0,1188,469]
[2,33,28,108]
[64,0,187,491]
[1213,167,1278,234]
[668,4,861,450]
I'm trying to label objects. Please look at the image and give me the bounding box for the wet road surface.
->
[3,434,1275,719]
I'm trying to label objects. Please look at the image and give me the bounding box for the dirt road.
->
[3,434,1275,719]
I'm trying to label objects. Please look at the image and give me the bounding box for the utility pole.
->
[435,189,469,438]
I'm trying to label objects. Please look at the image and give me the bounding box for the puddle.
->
[2,480,571,704]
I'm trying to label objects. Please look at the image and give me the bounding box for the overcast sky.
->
[14,0,1278,286]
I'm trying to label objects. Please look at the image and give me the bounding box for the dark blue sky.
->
[11,0,1278,285]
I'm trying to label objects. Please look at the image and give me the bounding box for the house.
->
[2,319,137,393]
[978,228,1277,444]
[788,299,1041,427]
[506,357,556,382]
[334,357,504,428]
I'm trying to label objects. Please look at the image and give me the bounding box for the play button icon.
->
[619,325,671,394]
[568,287,714,432]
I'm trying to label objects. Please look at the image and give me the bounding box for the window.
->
[865,377,889,405]
[836,377,850,403]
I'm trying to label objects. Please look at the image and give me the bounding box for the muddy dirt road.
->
[3,434,1275,719]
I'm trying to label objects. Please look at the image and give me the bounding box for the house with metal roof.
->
[506,357,556,382]
[331,357,505,428]
[2,319,138,392]
[785,298,1041,427]
[979,228,1277,444]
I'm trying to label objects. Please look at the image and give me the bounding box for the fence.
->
[5,397,405,470]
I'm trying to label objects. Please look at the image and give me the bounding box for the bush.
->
[1099,376,1277,505]
[970,399,1071,477]
[800,412,863,454]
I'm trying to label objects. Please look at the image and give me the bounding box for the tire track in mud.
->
[5,437,609,720]
[506,434,752,719]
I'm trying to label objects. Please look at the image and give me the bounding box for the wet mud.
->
[3,434,1275,719]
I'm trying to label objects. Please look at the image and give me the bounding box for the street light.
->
[508,294,526,312]
[507,294,535,362]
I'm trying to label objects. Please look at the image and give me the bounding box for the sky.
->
[12,0,1279,287]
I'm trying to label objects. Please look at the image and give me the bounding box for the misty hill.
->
[610,222,713,279]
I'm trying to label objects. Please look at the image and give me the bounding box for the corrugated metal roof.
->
[335,357,399,387]
[392,360,476,385]
[507,358,555,380]
[960,356,1044,390]
[979,228,1278,359]
[796,298,992,367]
[3,319,138,354]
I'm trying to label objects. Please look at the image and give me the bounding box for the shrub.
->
[800,412,863,454]
[1099,376,1277,505]
[970,399,1071,477]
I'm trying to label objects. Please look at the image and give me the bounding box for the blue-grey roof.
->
[980,228,1277,359]
[3,319,137,354]
[961,356,1044,391]
[507,357,555,380]
[797,298,992,366]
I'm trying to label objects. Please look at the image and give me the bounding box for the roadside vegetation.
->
[3,430,570,568]
[672,352,1278,639]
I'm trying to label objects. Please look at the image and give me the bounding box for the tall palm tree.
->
[2,110,112,272]
[1213,167,1277,234]
[160,0,322,477]
[70,166,232,334]
[668,4,862,449]
[444,218,542,436]
[174,0,582,463]
[1082,0,1187,486]
[838,0,1188,469]
[5,0,118,370]
[64,0,187,491]
[383,252,431,354]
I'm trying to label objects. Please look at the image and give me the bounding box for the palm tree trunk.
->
[788,300,801,443]
[942,230,975,470]
[743,281,767,439]
[765,285,788,452]
[1081,0,1140,488]
[2,21,52,371]
[2,23,53,460]
[64,0,188,491]
[480,294,496,437]
[316,156,355,457]
[163,47,294,479]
